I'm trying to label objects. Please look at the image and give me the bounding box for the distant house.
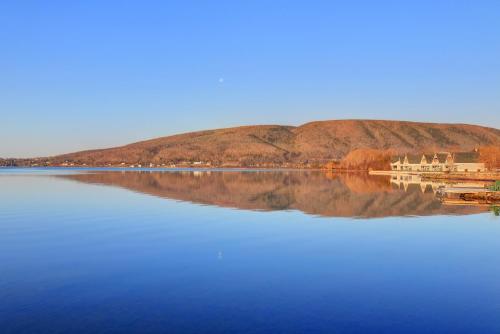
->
[390,151,484,172]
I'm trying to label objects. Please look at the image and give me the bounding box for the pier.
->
[437,187,500,205]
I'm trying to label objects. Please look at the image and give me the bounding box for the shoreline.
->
[0,166,325,172]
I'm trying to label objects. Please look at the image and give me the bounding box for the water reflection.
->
[59,170,488,218]
[389,172,486,193]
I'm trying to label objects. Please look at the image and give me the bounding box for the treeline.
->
[479,146,500,170]
[336,148,396,171]
[5,146,500,171]
[0,158,19,167]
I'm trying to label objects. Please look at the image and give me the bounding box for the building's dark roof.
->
[391,156,401,163]
[453,152,480,163]
[435,153,449,164]
[397,151,480,166]
[406,154,422,164]
[423,154,434,163]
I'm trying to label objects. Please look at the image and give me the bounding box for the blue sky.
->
[1,0,499,157]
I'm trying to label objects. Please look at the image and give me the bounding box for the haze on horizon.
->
[1,1,499,158]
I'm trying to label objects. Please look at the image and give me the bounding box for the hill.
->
[13,120,500,168]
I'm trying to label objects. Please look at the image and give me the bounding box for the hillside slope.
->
[39,120,500,167]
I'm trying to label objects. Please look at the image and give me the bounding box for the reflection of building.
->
[390,173,445,193]
[390,151,485,172]
[390,172,487,193]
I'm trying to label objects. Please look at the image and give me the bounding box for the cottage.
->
[402,154,423,171]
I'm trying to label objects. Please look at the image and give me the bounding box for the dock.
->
[437,187,500,205]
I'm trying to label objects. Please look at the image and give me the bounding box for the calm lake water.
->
[1,168,499,333]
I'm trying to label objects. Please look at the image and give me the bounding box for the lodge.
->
[390,151,485,173]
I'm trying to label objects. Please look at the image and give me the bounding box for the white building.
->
[391,151,485,172]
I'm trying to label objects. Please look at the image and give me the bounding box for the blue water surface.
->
[1,169,499,333]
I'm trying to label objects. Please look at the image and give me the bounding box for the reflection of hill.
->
[59,171,486,218]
